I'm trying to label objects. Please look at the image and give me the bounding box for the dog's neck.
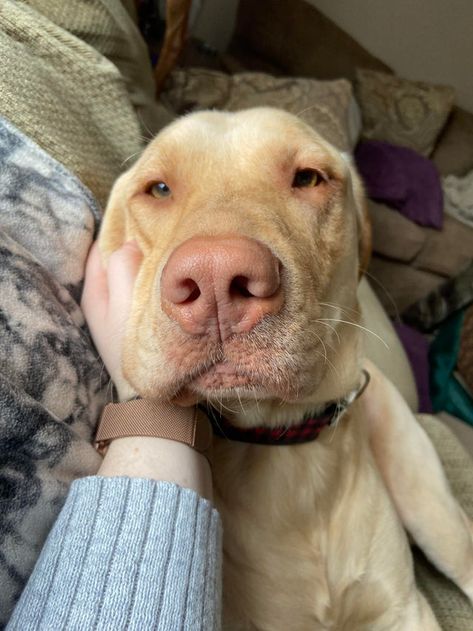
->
[206,369,369,445]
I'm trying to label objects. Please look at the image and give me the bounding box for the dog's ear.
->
[342,153,372,277]
[99,172,130,261]
[352,170,372,277]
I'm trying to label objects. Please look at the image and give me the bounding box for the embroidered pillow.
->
[161,68,362,151]
[355,69,455,156]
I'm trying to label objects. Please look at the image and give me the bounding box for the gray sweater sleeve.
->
[7,477,222,631]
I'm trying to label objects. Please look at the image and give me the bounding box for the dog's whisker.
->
[214,395,239,416]
[362,271,401,322]
[317,318,390,349]
[313,349,340,379]
[98,358,108,389]
[251,388,261,416]
[312,331,329,366]
[315,319,341,346]
[136,112,156,144]
[294,104,324,118]
[105,377,114,403]
[235,388,246,415]
[120,150,144,167]
[138,133,153,144]
[208,394,231,440]
[328,402,345,444]
[319,301,361,318]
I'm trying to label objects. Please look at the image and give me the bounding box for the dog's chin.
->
[170,361,300,407]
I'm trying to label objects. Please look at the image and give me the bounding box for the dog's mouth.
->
[169,358,292,406]
[142,310,331,406]
[193,361,253,387]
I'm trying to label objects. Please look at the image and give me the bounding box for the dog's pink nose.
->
[161,236,283,340]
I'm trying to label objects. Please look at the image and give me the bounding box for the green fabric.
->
[430,310,473,425]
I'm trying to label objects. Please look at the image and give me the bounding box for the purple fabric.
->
[393,321,433,413]
[355,140,443,229]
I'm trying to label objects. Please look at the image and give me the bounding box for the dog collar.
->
[203,370,370,446]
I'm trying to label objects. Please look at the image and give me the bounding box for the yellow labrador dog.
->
[99,108,473,630]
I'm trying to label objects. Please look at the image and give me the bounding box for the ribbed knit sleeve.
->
[7,477,222,631]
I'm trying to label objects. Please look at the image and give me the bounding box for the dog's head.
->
[100,108,370,424]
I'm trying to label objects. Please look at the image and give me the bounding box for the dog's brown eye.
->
[292,169,325,188]
[148,181,171,198]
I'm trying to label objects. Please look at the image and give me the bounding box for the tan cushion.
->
[432,107,473,177]
[161,68,361,151]
[0,0,170,207]
[418,414,473,518]
[413,215,473,278]
[229,0,391,81]
[368,201,426,263]
[415,414,473,631]
[439,412,473,458]
[355,69,455,157]
[368,257,443,315]
[26,0,172,138]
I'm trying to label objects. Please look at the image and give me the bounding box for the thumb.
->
[81,241,108,321]
[107,241,143,315]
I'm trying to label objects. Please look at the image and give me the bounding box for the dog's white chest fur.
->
[213,418,414,631]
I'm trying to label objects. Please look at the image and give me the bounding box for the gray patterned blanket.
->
[0,116,106,627]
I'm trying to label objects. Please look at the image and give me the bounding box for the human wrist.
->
[97,436,213,500]
[94,398,214,499]
[95,399,212,455]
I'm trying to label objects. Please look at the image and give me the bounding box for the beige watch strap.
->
[95,399,213,458]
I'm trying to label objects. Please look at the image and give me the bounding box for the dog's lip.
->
[169,357,303,405]
[208,361,242,375]
[192,361,251,384]
[172,361,256,398]
[169,362,256,406]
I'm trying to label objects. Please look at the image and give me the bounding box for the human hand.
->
[81,241,143,401]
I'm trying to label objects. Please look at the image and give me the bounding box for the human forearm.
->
[7,476,222,630]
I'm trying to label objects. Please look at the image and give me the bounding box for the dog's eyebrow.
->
[294,143,334,164]
[130,150,170,186]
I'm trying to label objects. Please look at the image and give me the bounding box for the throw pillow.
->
[432,107,473,176]
[368,201,426,263]
[161,68,361,150]
[355,69,455,156]
[354,140,443,228]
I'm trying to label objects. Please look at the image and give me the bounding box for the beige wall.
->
[308,0,473,113]
[193,0,239,52]
[194,0,473,113]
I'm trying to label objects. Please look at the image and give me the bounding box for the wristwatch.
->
[95,399,213,460]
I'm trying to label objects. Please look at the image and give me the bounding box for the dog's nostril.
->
[230,275,254,298]
[179,279,201,304]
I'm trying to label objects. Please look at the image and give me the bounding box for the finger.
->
[81,241,109,320]
[107,241,143,314]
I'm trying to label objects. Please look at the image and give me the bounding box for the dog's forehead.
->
[142,108,345,175]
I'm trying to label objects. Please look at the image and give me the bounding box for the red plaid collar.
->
[203,370,370,446]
